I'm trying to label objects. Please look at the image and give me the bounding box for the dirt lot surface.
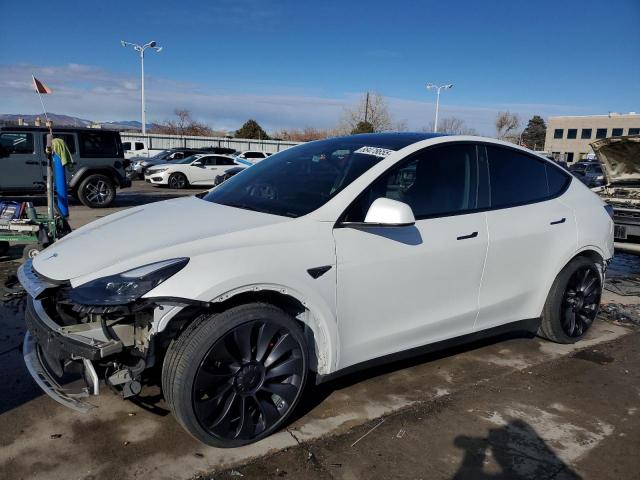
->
[1,183,639,479]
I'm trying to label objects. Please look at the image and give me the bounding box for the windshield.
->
[177,155,200,164]
[150,150,171,160]
[202,134,437,217]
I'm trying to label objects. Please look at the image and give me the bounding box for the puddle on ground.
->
[572,349,614,365]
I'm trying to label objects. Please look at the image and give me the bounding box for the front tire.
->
[162,303,308,447]
[168,173,188,189]
[77,174,116,208]
[539,256,602,344]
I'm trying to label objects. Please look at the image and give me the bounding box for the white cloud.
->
[0,63,594,135]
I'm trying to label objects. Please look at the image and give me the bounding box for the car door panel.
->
[334,213,488,369]
[474,145,577,331]
[333,143,488,370]
[0,132,43,190]
[475,199,575,330]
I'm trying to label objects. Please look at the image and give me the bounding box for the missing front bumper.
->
[23,332,98,413]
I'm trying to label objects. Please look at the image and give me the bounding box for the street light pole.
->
[425,83,453,133]
[121,40,163,136]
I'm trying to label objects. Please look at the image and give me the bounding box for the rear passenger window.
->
[42,133,76,154]
[0,132,34,154]
[78,131,119,158]
[487,146,548,207]
[546,164,571,196]
[122,142,131,150]
[216,157,235,166]
[135,142,145,150]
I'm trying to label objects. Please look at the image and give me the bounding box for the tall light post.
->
[425,83,453,133]
[121,40,163,135]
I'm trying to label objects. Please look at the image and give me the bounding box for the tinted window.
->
[78,131,119,157]
[553,129,563,139]
[581,128,592,139]
[567,129,577,139]
[546,163,571,196]
[487,146,548,207]
[215,157,235,166]
[629,128,640,135]
[244,152,264,159]
[344,144,478,221]
[596,128,607,138]
[135,142,144,150]
[42,133,76,154]
[612,128,623,137]
[122,142,131,150]
[0,132,34,154]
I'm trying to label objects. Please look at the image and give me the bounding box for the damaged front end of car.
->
[18,257,193,412]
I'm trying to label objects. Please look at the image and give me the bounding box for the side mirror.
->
[364,198,415,226]
[192,161,204,167]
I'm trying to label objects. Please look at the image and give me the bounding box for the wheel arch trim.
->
[154,283,338,376]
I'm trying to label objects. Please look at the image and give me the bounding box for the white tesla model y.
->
[19,133,613,447]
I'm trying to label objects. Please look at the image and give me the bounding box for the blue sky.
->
[1,0,638,134]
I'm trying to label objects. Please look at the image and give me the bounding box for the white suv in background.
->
[19,133,613,448]
[144,154,239,189]
[234,150,270,166]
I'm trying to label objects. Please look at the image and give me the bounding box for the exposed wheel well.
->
[575,249,605,266]
[157,290,324,373]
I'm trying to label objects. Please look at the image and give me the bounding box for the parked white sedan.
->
[19,133,613,448]
[145,154,239,188]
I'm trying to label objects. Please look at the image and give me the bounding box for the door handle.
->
[457,231,478,240]
[550,218,566,225]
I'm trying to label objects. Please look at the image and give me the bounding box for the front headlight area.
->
[68,258,189,306]
[44,258,190,399]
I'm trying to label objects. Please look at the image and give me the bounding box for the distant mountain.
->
[0,113,92,127]
[0,113,155,131]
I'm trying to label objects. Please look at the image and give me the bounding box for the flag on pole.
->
[32,76,52,94]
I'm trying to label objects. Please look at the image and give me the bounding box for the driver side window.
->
[343,144,479,222]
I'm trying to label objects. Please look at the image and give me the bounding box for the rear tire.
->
[77,174,116,208]
[168,173,188,189]
[539,256,602,344]
[162,303,308,447]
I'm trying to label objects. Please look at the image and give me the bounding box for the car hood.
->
[591,135,640,185]
[33,196,291,283]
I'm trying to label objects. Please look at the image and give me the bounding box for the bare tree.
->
[424,116,477,135]
[151,109,224,137]
[339,92,395,133]
[495,111,521,141]
[272,126,337,142]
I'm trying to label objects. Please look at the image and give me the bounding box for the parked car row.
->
[129,148,270,181]
[144,154,241,189]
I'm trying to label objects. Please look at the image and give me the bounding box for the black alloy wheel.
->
[539,256,603,344]
[561,265,601,337]
[163,303,308,447]
[192,320,305,441]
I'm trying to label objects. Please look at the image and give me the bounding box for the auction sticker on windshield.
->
[354,146,396,157]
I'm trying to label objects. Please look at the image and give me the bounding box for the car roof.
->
[323,132,446,150]
[0,126,119,134]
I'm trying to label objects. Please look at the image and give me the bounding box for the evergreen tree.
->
[235,119,270,140]
[521,115,547,150]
